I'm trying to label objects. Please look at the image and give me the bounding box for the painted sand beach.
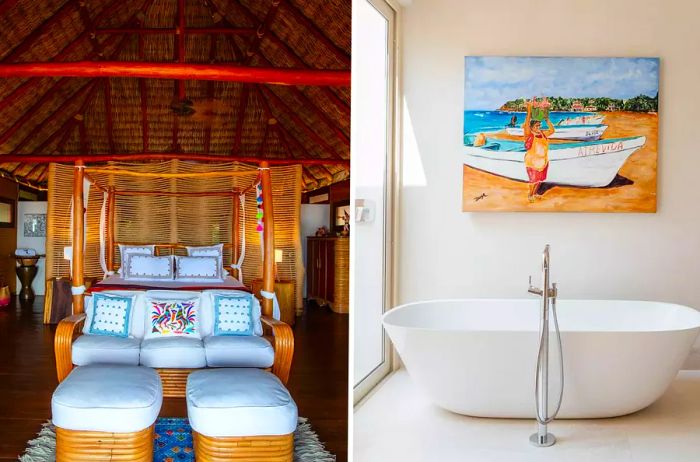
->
[462,110,658,212]
[463,57,659,213]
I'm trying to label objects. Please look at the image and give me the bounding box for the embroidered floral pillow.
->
[145,297,201,339]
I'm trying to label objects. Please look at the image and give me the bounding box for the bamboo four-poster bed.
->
[54,160,294,394]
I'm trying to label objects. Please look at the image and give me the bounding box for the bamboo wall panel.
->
[46,161,304,310]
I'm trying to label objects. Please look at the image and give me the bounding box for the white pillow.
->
[175,255,223,282]
[186,244,224,274]
[117,244,155,275]
[85,293,136,338]
[84,291,147,338]
[144,296,201,339]
[123,254,174,281]
[203,290,263,336]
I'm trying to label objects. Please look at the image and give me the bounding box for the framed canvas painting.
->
[463,56,659,212]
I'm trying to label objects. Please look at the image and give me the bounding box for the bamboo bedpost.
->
[260,161,275,317]
[71,161,85,314]
[232,193,241,279]
[106,188,116,271]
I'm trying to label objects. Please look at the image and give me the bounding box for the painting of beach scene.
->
[463,56,659,212]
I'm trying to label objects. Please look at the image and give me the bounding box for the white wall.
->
[399,1,700,361]
[301,204,330,297]
[16,201,47,296]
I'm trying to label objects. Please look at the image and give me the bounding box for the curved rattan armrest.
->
[55,313,86,383]
[261,315,294,385]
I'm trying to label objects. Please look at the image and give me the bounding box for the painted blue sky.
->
[464,57,659,110]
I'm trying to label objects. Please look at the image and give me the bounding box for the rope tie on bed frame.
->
[230,193,247,284]
[98,191,114,278]
[70,285,86,296]
[260,290,281,320]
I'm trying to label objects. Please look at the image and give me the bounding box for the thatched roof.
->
[0,0,350,191]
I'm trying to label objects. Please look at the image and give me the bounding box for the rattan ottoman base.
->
[193,431,294,461]
[55,425,154,462]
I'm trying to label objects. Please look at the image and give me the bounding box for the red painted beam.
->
[258,85,342,159]
[95,27,256,35]
[0,153,350,166]
[103,79,116,153]
[0,61,351,86]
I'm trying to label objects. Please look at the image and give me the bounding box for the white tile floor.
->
[354,369,700,462]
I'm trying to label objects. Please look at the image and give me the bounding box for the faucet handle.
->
[528,275,532,287]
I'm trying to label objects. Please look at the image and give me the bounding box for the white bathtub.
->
[383,299,700,419]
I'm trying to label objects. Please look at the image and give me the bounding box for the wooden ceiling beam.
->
[138,35,148,151]
[0,61,350,86]
[0,0,127,113]
[0,153,350,166]
[203,36,218,154]
[258,85,342,159]
[231,85,250,155]
[103,79,115,153]
[264,33,349,117]
[56,120,78,153]
[221,0,350,117]
[1,0,80,62]
[26,24,138,155]
[96,27,255,35]
[10,79,99,154]
[0,0,21,17]
[242,0,283,64]
[77,1,103,56]
[33,79,101,154]
[0,33,120,114]
[257,55,348,145]
[0,77,78,147]
[281,1,350,67]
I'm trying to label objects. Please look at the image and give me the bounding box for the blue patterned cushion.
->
[87,293,134,338]
[213,294,254,336]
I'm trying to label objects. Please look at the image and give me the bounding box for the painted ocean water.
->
[463,110,596,136]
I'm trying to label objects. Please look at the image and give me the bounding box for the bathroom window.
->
[352,0,398,402]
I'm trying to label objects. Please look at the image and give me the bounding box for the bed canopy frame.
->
[69,159,278,318]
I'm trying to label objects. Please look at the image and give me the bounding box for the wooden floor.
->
[0,297,348,461]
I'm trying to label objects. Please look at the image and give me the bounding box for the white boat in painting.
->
[463,136,646,187]
[556,114,605,126]
[504,124,608,141]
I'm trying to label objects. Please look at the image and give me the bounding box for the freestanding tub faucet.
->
[528,244,564,447]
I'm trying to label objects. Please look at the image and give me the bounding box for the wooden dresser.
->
[306,237,349,313]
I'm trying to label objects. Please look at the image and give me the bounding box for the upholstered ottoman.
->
[187,368,298,461]
[51,365,162,462]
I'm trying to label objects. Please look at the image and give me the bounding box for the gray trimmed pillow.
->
[117,244,155,275]
[123,254,174,281]
[175,255,223,282]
